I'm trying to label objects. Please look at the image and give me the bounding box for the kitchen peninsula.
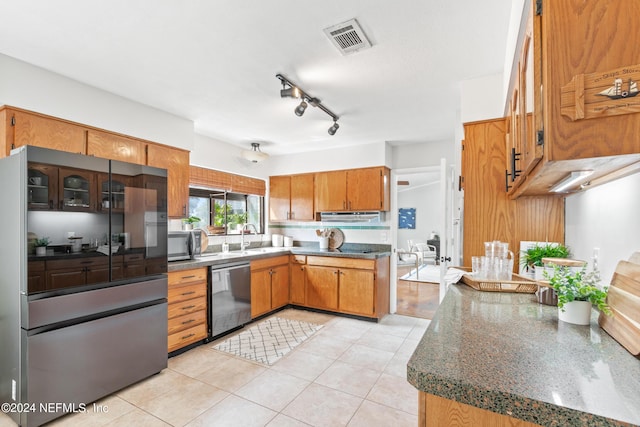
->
[407,284,640,427]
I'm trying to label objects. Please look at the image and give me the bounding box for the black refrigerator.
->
[0,146,169,427]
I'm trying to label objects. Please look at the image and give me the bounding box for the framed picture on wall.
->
[398,208,416,229]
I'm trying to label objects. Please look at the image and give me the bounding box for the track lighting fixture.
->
[294,100,308,116]
[328,121,339,135]
[276,73,340,135]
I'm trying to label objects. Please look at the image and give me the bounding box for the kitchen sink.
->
[244,247,288,254]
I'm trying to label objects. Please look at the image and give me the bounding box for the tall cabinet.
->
[462,118,564,268]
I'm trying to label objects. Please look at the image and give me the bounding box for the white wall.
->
[397,183,440,249]
[0,54,194,151]
[565,173,640,285]
[391,140,453,170]
[460,73,505,124]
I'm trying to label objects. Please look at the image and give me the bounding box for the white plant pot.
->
[182,223,194,230]
[35,246,46,256]
[558,301,592,325]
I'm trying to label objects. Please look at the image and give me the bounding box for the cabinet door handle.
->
[181,319,195,325]
[182,305,196,310]
[181,333,195,340]
[181,275,196,279]
[181,291,196,296]
[49,200,54,209]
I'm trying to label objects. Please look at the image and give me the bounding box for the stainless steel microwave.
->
[168,230,202,261]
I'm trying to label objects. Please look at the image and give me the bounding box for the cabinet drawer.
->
[251,255,290,271]
[290,255,306,264]
[168,282,207,304]
[168,309,207,335]
[307,256,375,270]
[168,323,208,352]
[168,295,207,319]
[168,268,207,287]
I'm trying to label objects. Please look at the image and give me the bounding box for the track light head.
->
[294,100,308,117]
[328,121,340,135]
[280,86,301,98]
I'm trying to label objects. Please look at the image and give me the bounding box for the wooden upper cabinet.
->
[347,167,389,211]
[269,175,291,221]
[269,174,314,221]
[510,0,640,197]
[315,170,347,212]
[314,167,390,212]
[147,143,189,218]
[87,129,146,165]
[290,174,314,220]
[8,109,86,156]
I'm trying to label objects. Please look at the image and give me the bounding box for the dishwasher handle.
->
[210,262,250,272]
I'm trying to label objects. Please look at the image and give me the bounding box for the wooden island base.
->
[418,392,541,427]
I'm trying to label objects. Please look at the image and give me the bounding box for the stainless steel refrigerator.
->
[0,146,169,427]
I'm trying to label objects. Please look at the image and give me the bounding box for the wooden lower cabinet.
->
[419,392,541,427]
[304,256,390,319]
[250,255,290,318]
[289,255,306,305]
[338,269,375,317]
[167,268,208,353]
[305,265,339,311]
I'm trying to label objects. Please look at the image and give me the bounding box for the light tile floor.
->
[0,309,430,427]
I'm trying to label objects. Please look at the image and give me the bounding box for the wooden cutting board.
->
[598,259,640,356]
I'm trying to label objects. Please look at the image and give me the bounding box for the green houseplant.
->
[520,243,570,278]
[182,216,201,230]
[34,237,50,256]
[544,264,611,325]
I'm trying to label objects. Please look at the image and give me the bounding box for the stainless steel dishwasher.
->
[210,262,252,338]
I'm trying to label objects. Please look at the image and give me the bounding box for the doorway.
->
[391,166,442,319]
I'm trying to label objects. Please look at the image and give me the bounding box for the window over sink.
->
[189,189,264,235]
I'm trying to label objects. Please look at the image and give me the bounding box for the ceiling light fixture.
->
[549,170,594,193]
[276,73,340,135]
[241,142,269,163]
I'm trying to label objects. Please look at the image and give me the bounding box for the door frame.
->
[389,164,442,314]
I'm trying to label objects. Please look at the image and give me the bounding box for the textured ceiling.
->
[0,1,513,155]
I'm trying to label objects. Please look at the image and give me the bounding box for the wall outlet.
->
[380,232,387,242]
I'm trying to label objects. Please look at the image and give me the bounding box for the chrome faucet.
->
[240,223,259,252]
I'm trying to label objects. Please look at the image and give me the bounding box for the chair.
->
[409,241,437,265]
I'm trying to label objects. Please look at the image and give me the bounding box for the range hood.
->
[319,212,384,223]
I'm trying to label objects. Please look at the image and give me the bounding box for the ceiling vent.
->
[323,19,372,55]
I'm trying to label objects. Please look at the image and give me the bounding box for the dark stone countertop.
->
[168,242,392,272]
[407,283,640,427]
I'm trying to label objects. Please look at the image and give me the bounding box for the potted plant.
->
[520,243,570,279]
[182,216,201,230]
[544,264,611,325]
[34,237,50,256]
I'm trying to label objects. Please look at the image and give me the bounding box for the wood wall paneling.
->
[462,118,564,268]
